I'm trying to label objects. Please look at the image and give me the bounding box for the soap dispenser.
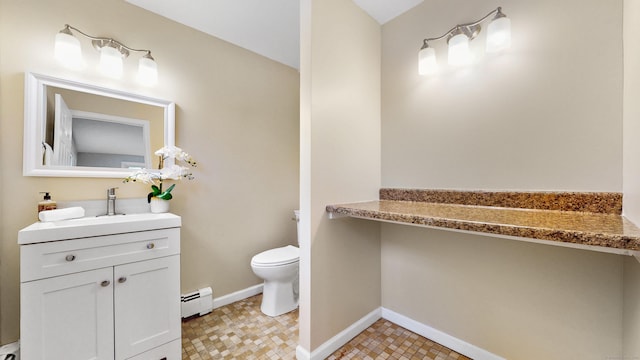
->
[38,192,57,213]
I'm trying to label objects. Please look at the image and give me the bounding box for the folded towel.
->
[39,207,85,222]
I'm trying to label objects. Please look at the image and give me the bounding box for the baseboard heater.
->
[181,287,213,318]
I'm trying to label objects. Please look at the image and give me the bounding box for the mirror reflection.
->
[44,86,162,168]
[24,72,175,178]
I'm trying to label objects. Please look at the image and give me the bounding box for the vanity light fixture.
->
[418,7,511,75]
[54,24,158,85]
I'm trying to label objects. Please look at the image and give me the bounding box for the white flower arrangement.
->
[124,146,197,202]
[155,146,197,167]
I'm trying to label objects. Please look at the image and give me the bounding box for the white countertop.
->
[18,212,182,245]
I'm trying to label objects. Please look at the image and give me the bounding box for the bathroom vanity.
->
[18,213,182,360]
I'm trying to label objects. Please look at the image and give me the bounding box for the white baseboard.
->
[212,284,264,309]
[296,345,310,360]
[296,307,381,360]
[211,285,492,359]
[381,308,506,360]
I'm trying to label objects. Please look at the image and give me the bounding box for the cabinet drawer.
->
[125,338,181,360]
[21,228,180,282]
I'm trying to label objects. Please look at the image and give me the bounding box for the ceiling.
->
[125,0,423,70]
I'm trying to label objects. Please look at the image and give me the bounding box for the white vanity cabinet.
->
[18,213,182,360]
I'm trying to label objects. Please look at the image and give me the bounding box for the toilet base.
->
[261,279,299,317]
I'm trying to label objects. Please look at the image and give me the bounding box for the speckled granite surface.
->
[380,189,622,214]
[327,191,640,252]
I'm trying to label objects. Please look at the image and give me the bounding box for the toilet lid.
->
[252,245,299,266]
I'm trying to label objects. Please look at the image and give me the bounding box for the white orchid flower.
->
[124,146,197,202]
[124,169,160,184]
[176,151,196,166]
[155,146,197,167]
[155,146,182,158]
[160,164,193,180]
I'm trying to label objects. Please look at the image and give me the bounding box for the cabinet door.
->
[114,256,180,360]
[21,268,114,360]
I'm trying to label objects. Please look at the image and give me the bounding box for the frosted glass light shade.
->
[54,32,83,69]
[448,33,471,66]
[418,47,437,75]
[98,46,123,78]
[486,16,512,53]
[137,56,158,85]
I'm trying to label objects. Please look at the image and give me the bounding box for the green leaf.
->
[157,192,173,200]
[148,183,176,202]
[156,184,175,200]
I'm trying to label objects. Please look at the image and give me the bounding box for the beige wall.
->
[382,225,624,359]
[624,0,640,222]
[382,0,623,191]
[300,0,382,352]
[623,0,640,357]
[0,0,299,343]
[381,0,628,358]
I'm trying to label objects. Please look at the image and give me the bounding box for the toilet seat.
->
[251,245,299,267]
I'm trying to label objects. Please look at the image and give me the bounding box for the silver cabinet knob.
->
[101,280,110,287]
[118,277,127,283]
[146,243,155,249]
[65,254,76,262]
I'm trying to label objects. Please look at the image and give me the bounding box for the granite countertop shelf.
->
[326,189,640,259]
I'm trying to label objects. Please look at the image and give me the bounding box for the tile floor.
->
[326,320,472,360]
[182,295,298,359]
[181,294,471,360]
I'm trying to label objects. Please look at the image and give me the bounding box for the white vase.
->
[150,197,170,213]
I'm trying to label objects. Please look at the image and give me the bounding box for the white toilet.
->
[250,210,300,317]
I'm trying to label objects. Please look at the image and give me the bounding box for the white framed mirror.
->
[23,72,175,178]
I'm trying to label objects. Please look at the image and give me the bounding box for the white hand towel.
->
[39,207,85,222]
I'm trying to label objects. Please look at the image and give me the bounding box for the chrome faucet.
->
[106,187,118,216]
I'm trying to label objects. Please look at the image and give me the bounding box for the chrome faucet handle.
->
[98,187,125,217]
[106,187,118,215]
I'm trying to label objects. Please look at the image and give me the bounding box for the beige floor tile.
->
[182,294,471,360]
